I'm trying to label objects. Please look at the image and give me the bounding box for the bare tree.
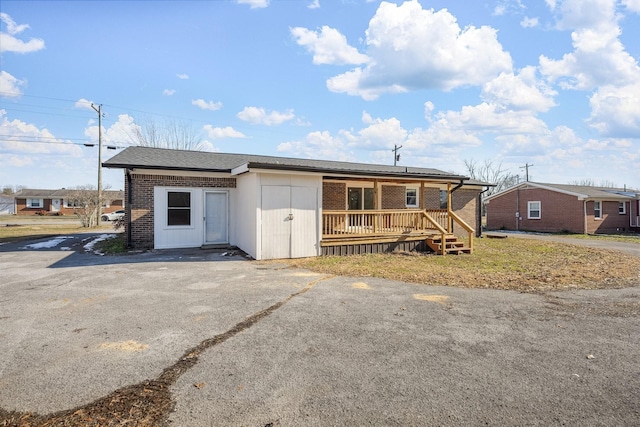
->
[2,185,26,195]
[129,117,205,151]
[464,159,519,197]
[66,185,114,228]
[568,179,618,188]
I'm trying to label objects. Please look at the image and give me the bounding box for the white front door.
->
[261,185,318,259]
[51,199,60,212]
[204,192,228,244]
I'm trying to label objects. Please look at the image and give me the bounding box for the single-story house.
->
[485,182,640,234]
[104,147,493,259]
[14,189,125,216]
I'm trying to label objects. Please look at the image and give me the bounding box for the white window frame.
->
[405,188,418,208]
[619,202,626,215]
[594,201,602,219]
[27,198,43,208]
[527,201,541,219]
[64,199,82,208]
[166,190,193,227]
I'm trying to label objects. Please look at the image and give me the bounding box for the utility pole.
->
[91,103,103,226]
[392,144,402,166]
[520,163,533,182]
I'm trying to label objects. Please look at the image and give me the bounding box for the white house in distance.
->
[104,147,492,259]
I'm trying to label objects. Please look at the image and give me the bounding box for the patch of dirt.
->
[0,277,329,426]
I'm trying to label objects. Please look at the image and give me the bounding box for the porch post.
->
[373,179,379,232]
[447,182,452,233]
[420,181,425,229]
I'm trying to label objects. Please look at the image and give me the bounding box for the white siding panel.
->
[261,186,291,259]
[291,186,319,258]
[235,174,259,259]
[154,187,203,249]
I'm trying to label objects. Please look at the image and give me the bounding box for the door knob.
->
[288,214,294,220]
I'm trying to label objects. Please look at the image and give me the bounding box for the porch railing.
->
[322,208,475,254]
[322,209,455,236]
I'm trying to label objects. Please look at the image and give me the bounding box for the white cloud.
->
[520,17,539,28]
[192,99,223,111]
[163,89,176,96]
[551,0,617,30]
[237,0,269,8]
[0,71,25,98]
[588,82,640,137]
[74,98,95,110]
[539,0,640,90]
[0,13,45,53]
[237,106,295,125]
[308,0,320,9]
[0,110,82,156]
[277,131,354,161]
[176,73,189,80]
[324,1,512,99]
[203,125,246,139]
[83,114,139,148]
[482,67,557,113]
[291,26,370,65]
[622,0,640,12]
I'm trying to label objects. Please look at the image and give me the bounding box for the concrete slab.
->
[1,234,639,425]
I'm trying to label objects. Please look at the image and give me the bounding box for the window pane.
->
[439,190,448,209]
[168,191,190,208]
[348,188,362,210]
[364,188,375,210]
[406,189,417,206]
[168,208,190,226]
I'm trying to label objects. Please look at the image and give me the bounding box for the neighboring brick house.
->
[485,182,640,234]
[13,189,125,216]
[104,147,491,259]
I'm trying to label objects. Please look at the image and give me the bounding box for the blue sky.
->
[1,0,639,191]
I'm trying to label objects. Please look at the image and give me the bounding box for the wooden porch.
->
[321,208,474,255]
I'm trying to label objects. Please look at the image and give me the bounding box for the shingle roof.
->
[534,183,639,198]
[103,146,479,182]
[487,181,640,201]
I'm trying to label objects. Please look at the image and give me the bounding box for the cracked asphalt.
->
[0,233,639,426]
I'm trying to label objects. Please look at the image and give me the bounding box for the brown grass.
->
[0,224,113,244]
[284,238,640,292]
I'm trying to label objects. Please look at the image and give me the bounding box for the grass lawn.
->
[0,220,115,244]
[285,237,640,292]
[554,233,640,244]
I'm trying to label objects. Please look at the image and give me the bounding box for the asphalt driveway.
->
[1,234,639,425]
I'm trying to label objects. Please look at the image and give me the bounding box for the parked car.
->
[101,209,125,221]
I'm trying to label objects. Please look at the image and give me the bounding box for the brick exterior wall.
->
[322,182,346,210]
[451,189,478,236]
[126,174,236,249]
[381,185,406,209]
[585,200,631,234]
[423,188,441,209]
[486,187,632,233]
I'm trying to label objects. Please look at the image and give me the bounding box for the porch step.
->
[426,235,471,255]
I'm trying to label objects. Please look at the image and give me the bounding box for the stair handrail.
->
[422,211,448,255]
[448,210,475,252]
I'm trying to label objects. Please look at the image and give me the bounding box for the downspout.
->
[516,187,520,231]
[583,200,587,234]
[449,179,464,232]
[126,168,133,248]
[477,186,491,237]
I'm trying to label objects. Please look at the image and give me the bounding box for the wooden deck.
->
[321,209,474,255]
